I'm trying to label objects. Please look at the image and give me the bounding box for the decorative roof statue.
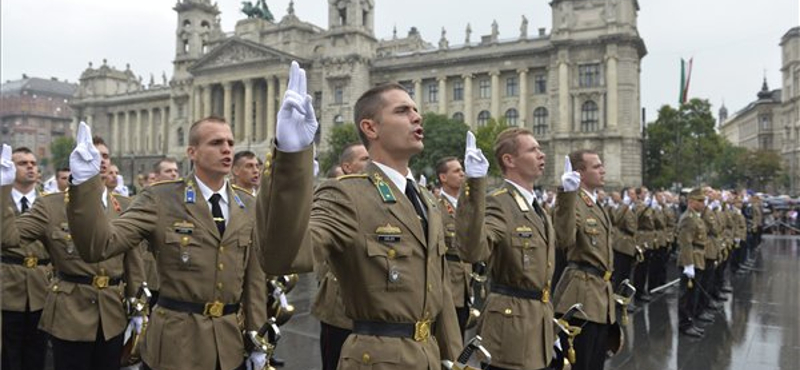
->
[465,23,472,44]
[287,0,295,16]
[241,0,274,21]
[438,27,449,50]
[491,19,499,41]
[520,15,528,39]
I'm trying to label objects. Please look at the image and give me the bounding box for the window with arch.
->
[182,39,189,53]
[334,114,344,126]
[580,100,599,132]
[452,112,464,122]
[201,20,210,28]
[177,127,185,146]
[533,107,548,136]
[183,20,191,28]
[477,110,491,126]
[505,108,519,126]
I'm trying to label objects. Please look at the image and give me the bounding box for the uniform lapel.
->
[367,164,427,247]
[507,183,547,241]
[221,183,246,244]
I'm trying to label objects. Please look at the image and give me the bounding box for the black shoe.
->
[270,356,286,367]
[720,285,733,293]
[697,312,715,323]
[713,294,728,302]
[681,326,704,338]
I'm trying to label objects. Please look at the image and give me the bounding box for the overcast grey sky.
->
[2,0,798,121]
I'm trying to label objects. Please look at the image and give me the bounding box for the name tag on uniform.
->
[174,221,195,235]
[516,226,533,238]
[378,235,401,243]
[376,224,402,243]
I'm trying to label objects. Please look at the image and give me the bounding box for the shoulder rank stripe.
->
[490,188,508,197]
[336,174,368,181]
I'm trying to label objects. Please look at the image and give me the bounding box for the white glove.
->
[734,238,741,244]
[69,122,101,185]
[275,61,318,153]
[560,155,580,192]
[129,316,145,335]
[0,144,15,186]
[245,351,267,370]
[683,265,695,279]
[418,174,427,187]
[622,192,631,206]
[463,131,489,178]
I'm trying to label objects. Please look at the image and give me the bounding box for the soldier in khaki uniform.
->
[698,188,723,320]
[633,187,657,302]
[610,188,639,291]
[1,139,146,370]
[552,150,615,370]
[676,189,708,338]
[1,147,50,370]
[648,192,669,290]
[435,156,473,337]
[457,128,555,370]
[256,68,466,370]
[313,143,367,370]
[65,120,268,370]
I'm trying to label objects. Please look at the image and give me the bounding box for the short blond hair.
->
[493,127,534,174]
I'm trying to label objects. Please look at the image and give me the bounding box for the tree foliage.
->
[50,136,76,171]
[645,98,782,190]
[320,124,360,174]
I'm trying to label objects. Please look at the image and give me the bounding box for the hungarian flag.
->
[679,58,694,104]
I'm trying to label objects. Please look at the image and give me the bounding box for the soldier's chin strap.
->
[441,335,492,370]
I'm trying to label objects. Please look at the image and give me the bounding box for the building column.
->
[606,54,618,129]
[148,108,156,152]
[413,79,423,111]
[137,110,144,153]
[203,84,213,118]
[244,78,254,144]
[193,86,202,122]
[490,70,500,120]
[463,74,473,127]
[266,77,276,143]
[437,76,447,115]
[518,68,529,127]
[558,60,570,132]
[110,113,118,155]
[124,111,132,154]
[163,106,170,152]
[255,80,265,142]
[223,82,233,123]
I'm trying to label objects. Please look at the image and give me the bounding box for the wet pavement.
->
[44,235,800,369]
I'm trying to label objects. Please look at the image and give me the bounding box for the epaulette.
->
[39,191,64,199]
[231,184,256,197]
[336,174,369,181]
[490,188,508,197]
[111,192,130,199]
[150,178,184,187]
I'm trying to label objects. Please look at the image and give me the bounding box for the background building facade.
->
[71,0,647,188]
[1,75,77,170]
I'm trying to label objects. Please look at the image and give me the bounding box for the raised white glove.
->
[69,122,101,185]
[275,61,318,153]
[622,192,631,206]
[463,131,489,178]
[245,351,267,370]
[683,265,695,279]
[560,155,580,192]
[734,238,741,244]
[129,316,145,335]
[0,144,15,186]
[418,174,427,187]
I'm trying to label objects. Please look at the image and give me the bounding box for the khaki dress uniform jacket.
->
[552,190,616,325]
[635,205,657,251]
[64,176,267,370]
[439,195,472,308]
[2,190,50,312]
[677,211,707,270]
[1,187,144,341]
[456,180,555,370]
[611,204,638,257]
[701,207,721,261]
[255,149,463,370]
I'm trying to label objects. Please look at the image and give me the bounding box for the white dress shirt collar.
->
[373,162,415,194]
[504,179,537,207]
[441,190,458,209]
[11,187,36,213]
[195,176,230,225]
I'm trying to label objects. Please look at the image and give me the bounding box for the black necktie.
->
[209,193,225,236]
[532,198,545,220]
[404,179,428,236]
[20,196,29,213]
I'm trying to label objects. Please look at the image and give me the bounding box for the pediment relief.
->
[190,38,300,73]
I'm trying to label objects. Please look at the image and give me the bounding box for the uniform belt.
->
[353,320,435,341]
[156,296,240,318]
[444,253,462,262]
[57,272,122,288]
[491,283,549,303]
[692,243,706,249]
[568,261,613,282]
[1,256,51,268]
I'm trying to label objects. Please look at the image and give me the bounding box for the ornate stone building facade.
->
[71,0,646,188]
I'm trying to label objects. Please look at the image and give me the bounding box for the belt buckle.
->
[23,256,38,269]
[414,319,431,342]
[603,271,612,282]
[92,275,110,289]
[204,300,225,317]
[541,288,550,303]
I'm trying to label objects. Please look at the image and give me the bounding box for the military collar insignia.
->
[580,191,594,207]
[372,173,396,203]
[375,223,402,235]
[444,200,455,215]
[233,192,245,209]
[511,189,530,212]
[185,180,196,204]
[109,194,122,213]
